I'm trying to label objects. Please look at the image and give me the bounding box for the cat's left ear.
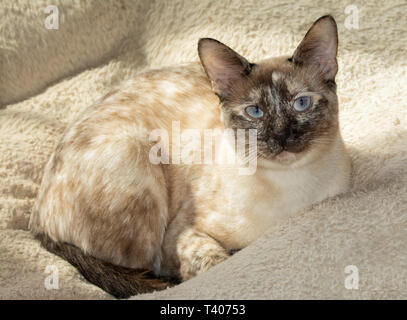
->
[198,38,253,99]
[292,15,338,81]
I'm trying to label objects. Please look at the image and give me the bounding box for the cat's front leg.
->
[162,224,229,281]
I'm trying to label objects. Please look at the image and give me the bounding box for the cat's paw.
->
[179,242,229,280]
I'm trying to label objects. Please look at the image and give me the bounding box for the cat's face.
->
[199,15,339,164]
[220,58,339,163]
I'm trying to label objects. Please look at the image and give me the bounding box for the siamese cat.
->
[30,15,351,298]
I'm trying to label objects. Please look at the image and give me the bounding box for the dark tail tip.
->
[35,233,175,299]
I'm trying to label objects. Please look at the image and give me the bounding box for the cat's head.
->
[198,15,340,166]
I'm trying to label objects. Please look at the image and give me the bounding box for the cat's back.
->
[29,62,220,268]
[40,62,221,186]
[80,62,220,134]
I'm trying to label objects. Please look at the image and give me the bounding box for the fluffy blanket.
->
[0,0,406,299]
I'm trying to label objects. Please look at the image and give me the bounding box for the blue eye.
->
[245,105,264,119]
[293,96,312,112]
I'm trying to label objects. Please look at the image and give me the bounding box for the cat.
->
[29,15,351,298]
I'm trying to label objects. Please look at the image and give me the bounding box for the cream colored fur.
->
[0,0,406,299]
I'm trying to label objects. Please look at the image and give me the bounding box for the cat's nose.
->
[273,132,287,146]
[273,126,299,146]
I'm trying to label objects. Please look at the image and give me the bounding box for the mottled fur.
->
[30,16,351,298]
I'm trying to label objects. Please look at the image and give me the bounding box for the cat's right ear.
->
[198,38,252,100]
[292,15,338,81]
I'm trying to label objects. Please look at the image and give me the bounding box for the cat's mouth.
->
[257,146,303,163]
[274,141,307,155]
[259,143,309,163]
[274,149,297,162]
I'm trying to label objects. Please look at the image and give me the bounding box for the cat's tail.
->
[35,233,173,299]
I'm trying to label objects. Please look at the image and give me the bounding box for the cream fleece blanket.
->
[0,0,406,299]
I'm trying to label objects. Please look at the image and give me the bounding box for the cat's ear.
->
[198,38,252,99]
[292,15,338,81]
